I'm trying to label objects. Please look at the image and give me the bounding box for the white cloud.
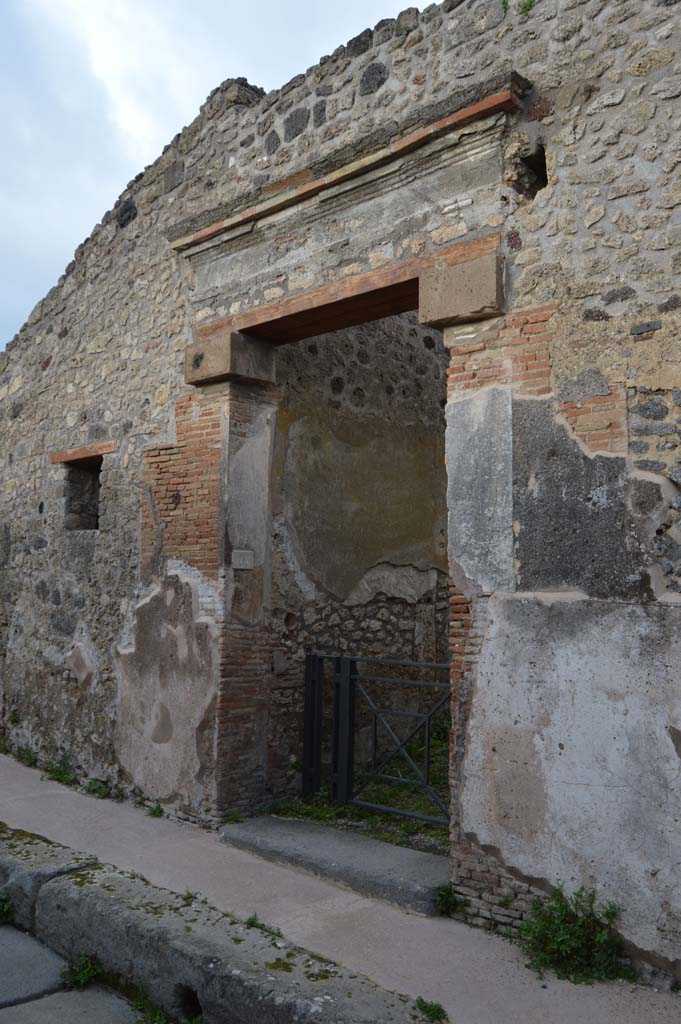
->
[28,0,211,162]
[1,0,433,347]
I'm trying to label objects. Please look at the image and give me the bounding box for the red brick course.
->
[446,304,627,456]
[141,393,224,578]
[446,305,557,401]
[558,386,627,454]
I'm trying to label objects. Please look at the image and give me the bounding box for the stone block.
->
[0,825,97,930]
[419,251,504,327]
[185,331,275,386]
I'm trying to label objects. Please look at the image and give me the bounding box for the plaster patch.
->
[114,573,219,814]
[344,564,439,606]
[462,594,681,961]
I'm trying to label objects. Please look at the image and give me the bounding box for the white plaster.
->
[462,593,681,962]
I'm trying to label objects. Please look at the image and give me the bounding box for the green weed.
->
[415,996,448,1022]
[61,954,103,990]
[516,888,636,984]
[0,893,14,924]
[15,747,38,768]
[223,812,244,824]
[85,778,112,799]
[265,957,294,972]
[435,883,466,917]
[147,803,164,818]
[43,757,79,787]
[245,912,283,939]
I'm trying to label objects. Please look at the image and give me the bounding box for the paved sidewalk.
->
[0,926,134,1022]
[0,754,678,1024]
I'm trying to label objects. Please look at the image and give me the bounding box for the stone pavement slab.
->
[0,927,64,1008]
[0,754,679,1024]
[220,815,448,913]
[0,988,137,1023]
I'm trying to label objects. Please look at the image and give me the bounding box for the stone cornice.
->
[170,86,523,255]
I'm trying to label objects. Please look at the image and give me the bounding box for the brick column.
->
[216,381,279,814]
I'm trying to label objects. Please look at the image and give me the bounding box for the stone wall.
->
[1,0,681,976]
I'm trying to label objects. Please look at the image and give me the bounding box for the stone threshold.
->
[220,815,449,915]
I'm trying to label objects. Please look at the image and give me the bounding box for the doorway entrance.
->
[303,652,450,826]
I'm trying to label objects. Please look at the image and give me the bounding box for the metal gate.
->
[302,652,451,825]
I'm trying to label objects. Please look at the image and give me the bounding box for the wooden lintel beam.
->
[50,441,116,465]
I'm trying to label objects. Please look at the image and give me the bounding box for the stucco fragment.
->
[114,574,219,816]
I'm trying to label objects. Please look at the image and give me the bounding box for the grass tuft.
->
[245,912,283,938]
[15,747,38,768]
[435,883,466,917]
[61,954,103,990]
[415,996,448,1021]
[0,893,14,925]
[43,757,79,787]
[516,887,636,985]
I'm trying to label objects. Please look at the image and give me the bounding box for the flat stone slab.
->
[220,816,448,914]
[0,927,65,1008]
[0,989,136,1023]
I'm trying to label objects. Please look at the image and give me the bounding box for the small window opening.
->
[175,985,203,1020]
[64,456,102,531]
[515,143,548,199]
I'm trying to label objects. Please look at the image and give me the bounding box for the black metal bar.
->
[355,687,449,785]
[352,685,450,817]
[302,653,323,798]
[310,648,451,823]
[333,656,355,804]
[353,657,450,670]
[363,707,429,721]
[371,774,425,787]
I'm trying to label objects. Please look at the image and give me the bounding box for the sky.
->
[0,0,432,350]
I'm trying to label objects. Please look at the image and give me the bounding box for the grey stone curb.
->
[0,822,98,930]
[220,816,449,915]
[0,823,417,1023]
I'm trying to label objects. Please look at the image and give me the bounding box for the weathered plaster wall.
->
[114,570,221,816]
[461,594,681,966]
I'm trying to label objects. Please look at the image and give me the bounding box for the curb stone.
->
[0,823,419,1024]
[0,822,98,930]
